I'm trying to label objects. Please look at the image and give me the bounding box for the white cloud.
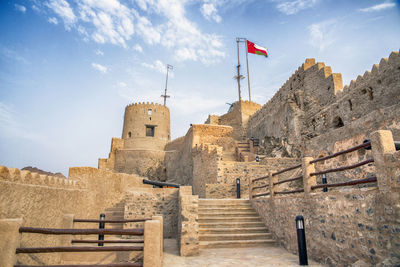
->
[141,60,170,75]
[201,3,221,23]
[91,63,108,73]
[32,4,40,12]
[133,44,143,53]
[117,81,127,87]
[77,0,134,47]
[45,0,76,30]
[48,17,58,24]
[308,20,337,51]
[95,49,104,56]
[358,2,396,12]
[0,47,30,64]
[40,0,225,64]
[15,4,27,13]
[273,0,317,15]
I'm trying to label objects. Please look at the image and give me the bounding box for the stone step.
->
[198,217,262,223]
[199,205,252,209]
[199,239,276,249]
[198,207,254,212]
[104,211,124,217]
[199,221,265,228]
[199,233,272,241]
[198,211,258,217]
[199,227,269,234]
[199,198,250,204]
[199,201,250,205]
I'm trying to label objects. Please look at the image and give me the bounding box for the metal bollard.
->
[98,213,105,246]
[236,178,241,199]
[322,174,328,192]
[295,215,308,265]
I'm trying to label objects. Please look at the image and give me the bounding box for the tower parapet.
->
[122,102,170,150]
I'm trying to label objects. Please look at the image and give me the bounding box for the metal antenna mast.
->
[234,38,246,102]
[161,64,173,106]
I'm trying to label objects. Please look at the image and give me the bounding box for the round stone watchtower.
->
[122,102,170,150]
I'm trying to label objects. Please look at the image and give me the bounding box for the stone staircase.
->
[104,200,125,230]
[198,199,276,249]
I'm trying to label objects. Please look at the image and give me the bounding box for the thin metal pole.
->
[236,39,242,102]
[164,67,169,106]
[245,39,251,102]
[161,64,172,106]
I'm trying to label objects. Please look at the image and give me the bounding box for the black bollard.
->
[322,174,328,192]
[236,178,241,199]
[98,213,105,246]
[295,215,308,265]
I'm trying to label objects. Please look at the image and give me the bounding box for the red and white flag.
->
[247,40,268,57]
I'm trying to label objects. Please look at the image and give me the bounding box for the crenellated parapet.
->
[247,51,400,158]
[125,102,169,113]
[0,166,82,189]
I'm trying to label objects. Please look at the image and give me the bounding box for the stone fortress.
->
[0,51,399,267]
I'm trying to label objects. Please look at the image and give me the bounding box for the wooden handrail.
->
[310,141,371,164]
[271,164,302,176]
[273,175,302,186]
[19,227,144,235]
[274,189,304,195]
[14,264,142,267]
[310,159,374,176]
[71,239,144,244]
[73,218,150,223]
[252,184,269,190]
[252,192,270,198]
[311,176,377,190]
[16,246,143,253]
[252,175,269,182]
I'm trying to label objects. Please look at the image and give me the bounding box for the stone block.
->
[0,218,23,267]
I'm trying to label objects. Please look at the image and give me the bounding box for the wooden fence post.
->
[152,215,164,260]
[143,219,162,267]
[269,172,277,198]
[370,130,397,192]
[302,157,316,197]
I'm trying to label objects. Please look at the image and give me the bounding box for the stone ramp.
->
[198,199,276,249]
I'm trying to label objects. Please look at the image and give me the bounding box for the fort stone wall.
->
[247,52,400,161]
[165,124,234,185]
[0,166,150,265]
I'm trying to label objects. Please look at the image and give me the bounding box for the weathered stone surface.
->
[251,188,400,266]
[178,187,199,256]
[124,188,179,238]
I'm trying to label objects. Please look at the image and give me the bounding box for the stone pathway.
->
[163,239,324,267]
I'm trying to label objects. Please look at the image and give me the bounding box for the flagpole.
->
[245,39,251,102]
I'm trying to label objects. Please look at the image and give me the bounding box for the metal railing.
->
[251,140,377,198]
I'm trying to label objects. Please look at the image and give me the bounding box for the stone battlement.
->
[126,102,169,112]
[0,166,82,189]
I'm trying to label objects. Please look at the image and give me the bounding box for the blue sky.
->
[0,0,399,175]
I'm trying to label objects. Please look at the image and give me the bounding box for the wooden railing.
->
[251,140,377,198]
[12,215,154,267]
